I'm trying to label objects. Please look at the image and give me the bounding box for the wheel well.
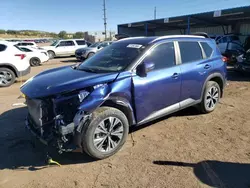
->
[0,65,17,77]
[209,76,224,97]
[101,100,134,126]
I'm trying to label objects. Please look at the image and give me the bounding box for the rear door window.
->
[179,41,203,63]
[76,40,86,45]
[0,44,7,52]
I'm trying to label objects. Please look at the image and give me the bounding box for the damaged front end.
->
[25,84,109,154]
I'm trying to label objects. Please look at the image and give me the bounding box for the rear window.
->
[76,40,86,45]
[179,41,203,64]
[20,47,32,52]
[200,42,213,58]
[0,44,7,52]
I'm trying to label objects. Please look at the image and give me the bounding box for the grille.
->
[26,97,54,136]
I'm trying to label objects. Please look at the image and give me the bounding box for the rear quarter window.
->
[200,42,213,58]
[179,41,203,63]
[0,44,7,52]
[76,40,86,45]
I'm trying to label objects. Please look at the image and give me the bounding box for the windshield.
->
[89,42,101,48]
[50,41,58,46]
[78,42,146,73]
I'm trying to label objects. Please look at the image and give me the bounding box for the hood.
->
[21,66,119,98]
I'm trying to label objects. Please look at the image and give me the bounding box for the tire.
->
[0,68,16,87]
[48,51,55,59]
[198,81,221,113]
[87,52,95,59]
[82,107,129,159]
[30,57,41,66]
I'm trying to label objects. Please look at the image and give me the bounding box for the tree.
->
[58,31,67,39]
[6,30,17,35]
[73,31,84,39]
[0,29,6,34]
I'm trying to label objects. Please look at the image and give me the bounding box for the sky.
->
[0,0,249,33]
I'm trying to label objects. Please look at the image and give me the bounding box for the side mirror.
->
[136,61,155,77]
[98,46,103,50]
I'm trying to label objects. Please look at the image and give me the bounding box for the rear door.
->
[178,41,214,107]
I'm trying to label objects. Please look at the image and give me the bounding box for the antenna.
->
[103,0,107,40]
[154,7,156,20]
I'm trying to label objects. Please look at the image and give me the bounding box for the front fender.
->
[78,84,110,112]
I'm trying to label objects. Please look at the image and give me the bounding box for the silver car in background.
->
[75,41,113,61]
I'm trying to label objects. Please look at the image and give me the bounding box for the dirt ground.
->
[0,58,250,188]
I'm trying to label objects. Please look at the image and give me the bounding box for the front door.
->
[132,42,181,124]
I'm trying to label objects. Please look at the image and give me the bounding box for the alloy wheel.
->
[93,117,124,153]
[205,86,219,110]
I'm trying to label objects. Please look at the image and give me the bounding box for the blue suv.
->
[21,35,227,159]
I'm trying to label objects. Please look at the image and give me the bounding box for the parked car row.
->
[75,41,113,61]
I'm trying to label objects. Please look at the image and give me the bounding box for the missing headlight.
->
[78,90,89,102]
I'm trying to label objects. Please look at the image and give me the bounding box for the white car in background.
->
[15,41,38,48]
[41,39,88,59]
[19,46,49,66]
[0,41,30,87]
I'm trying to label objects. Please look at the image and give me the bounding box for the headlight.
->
[78,90,89,102]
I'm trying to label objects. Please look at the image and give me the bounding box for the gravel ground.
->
[0,58,250,188]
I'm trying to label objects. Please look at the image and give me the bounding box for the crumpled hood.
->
[21,66,119,98]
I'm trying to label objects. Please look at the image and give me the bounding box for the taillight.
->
[15,54,26,60]
[222,56,228,63]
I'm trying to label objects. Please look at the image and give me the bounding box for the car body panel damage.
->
[23,70,136,153]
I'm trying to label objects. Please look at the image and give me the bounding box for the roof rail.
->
[151,35,205,43]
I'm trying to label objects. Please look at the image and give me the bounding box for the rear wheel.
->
[87,52,95,59]
[48,51,55,59]
[81,107,129,159]
[30,57,41,66]
[198,81,221,113]
[0,68,16,87]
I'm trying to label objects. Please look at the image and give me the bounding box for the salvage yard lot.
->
[0,58,250,188]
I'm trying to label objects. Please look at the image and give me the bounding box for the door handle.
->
[204,64,211,69]
[171,73,179,79]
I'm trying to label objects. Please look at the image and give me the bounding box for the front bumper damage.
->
[25,96,92,154]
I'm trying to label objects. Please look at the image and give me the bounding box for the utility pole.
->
[154,7,156,20]
[109,29,112,41]
[103,0,107,40]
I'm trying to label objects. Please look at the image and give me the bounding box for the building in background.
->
[117,6,250,38]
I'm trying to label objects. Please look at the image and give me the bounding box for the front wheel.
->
[87,52,95,59]
[198,81,221,113]
[81,107,129,159]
